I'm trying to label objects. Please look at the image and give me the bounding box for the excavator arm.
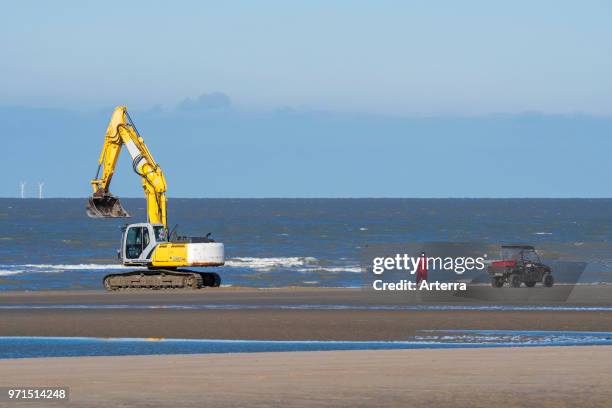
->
[87,106,168,228]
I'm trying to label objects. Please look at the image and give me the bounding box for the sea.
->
[4,330,612,359]
[0,198,610,291]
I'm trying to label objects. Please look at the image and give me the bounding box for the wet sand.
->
[2,346,612,408]
[4,308,612,340]
[1,288,612,340]
[1,285,612,306]
[2,288,612,407]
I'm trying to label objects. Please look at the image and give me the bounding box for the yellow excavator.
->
[87,106,224,290]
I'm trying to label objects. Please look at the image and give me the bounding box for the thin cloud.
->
[177,92,232,111]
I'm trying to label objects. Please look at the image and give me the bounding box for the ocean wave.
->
[1,258,358,275]
[0,270,24,276]
[296,266,362,273]
[223,257,360,273]
[225,257,318,271]
[0,264,139,275]
[22,264,137,270]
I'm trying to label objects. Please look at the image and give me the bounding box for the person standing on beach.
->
[416,252,427,284]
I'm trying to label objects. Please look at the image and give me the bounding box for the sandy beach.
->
[1,287,612,340]
[2,288,612,407]
[1,346,611,408]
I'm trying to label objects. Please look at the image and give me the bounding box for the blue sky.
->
[1,1,611,197]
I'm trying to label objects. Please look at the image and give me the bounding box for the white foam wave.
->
[22,264,137,270]
[0,264,140,275]
[224,257,360,274]
[297,266,362,273]
[225,257,317,271]
[534,232,553,235]
[2,258,360,276]
[0,270,24,276]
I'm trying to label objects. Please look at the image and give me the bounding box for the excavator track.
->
[103,269,221,291]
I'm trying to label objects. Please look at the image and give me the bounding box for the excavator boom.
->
[87,106,167,227]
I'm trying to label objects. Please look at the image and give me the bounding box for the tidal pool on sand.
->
[2,330,612,359]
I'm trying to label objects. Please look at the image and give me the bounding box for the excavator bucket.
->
[86,195,130,218]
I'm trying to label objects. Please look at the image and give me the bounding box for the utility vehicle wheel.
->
[491,277,504,288]
[524,281,536,288]
[543,274,554,288]
[510,274,522,288]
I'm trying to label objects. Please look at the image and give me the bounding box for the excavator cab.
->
[122,223,159,264]
[86,192,130,218]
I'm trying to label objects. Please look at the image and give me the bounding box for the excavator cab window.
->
[126,226,146,259]
[154,226,168,242]
[143,228,150,247]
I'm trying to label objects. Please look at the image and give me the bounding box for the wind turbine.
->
[38,182,44,199]
[20,181,26,199]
